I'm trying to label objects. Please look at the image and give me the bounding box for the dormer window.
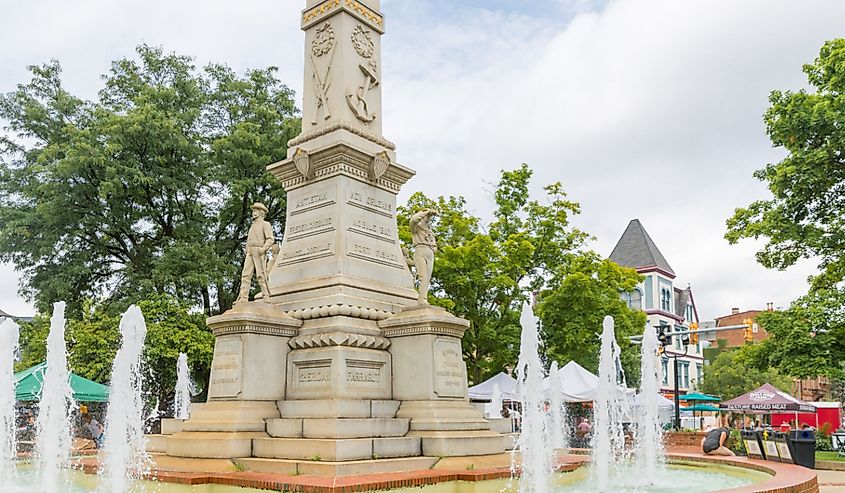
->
[660,288,671,312]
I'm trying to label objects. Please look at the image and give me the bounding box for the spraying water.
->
[0,319,20,479]
[513,302,551,493]
[635,324,665,479]
[36,302,75,493]
[548,361,567,452]
[486,382,502,419]
[101,305,149,493]
[174,353,194,420]
[591,315,629,492]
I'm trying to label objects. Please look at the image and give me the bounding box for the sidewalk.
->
[818,470,845,492]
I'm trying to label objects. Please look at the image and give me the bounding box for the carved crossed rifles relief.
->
[346,24,379,123]
[310,22,336,125]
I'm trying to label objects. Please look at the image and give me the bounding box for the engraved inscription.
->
[298,368,331,383]
[288,216,334,239]
[295,359,332,385]
[349,217,393,242]
[209,338,243,399]
[347,368,380,383]
[434,338,466,398]
[348,241,402,267]
[292,187,335,215]
[348,191,392,216]
[281,242,333,264]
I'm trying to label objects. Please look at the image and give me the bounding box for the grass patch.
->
[816,451,845,462]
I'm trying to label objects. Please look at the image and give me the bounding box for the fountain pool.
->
[2,459,771,493]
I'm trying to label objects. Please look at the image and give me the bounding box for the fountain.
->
[0,319,20,479]
[101,305,150,493]
[635,323,666,478]
[591,315,628,491]
[173,353,194,420]
[36,301,75,493]
[513,302,552,493]
[486,382,502,418]
[547,361,567,453]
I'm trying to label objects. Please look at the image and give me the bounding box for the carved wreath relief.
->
[346,24,379,123]
[310,22,336,125]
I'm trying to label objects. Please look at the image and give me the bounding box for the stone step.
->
[182,419,266,433]
[266,417,412,439]
[407,430,506,457]
[253,437,374,461]
[145,434,168,453]
[236,456,438,477]
[166,431,268,459]
[160,418,185,435]
[408,419,490,431]
[190,401,280,421]
[278,399,400,418]
[373,437,420,458]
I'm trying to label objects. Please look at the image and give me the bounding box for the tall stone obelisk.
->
[163,0,505,466]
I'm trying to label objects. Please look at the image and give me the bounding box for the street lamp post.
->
[657,323,690,431]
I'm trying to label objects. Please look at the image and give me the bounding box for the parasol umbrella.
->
[679,393,721,429]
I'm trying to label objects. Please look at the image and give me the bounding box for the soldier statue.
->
[236,202,274,304]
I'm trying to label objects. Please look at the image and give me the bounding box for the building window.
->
[696,363,703,384]
[661,358,669,386]
[660,288,671,312]
[630,289,642,310]
[681,361,690,389]
[686,304,693,321]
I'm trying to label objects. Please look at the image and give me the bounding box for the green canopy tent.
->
[679,393,721,430]
[15,363,110,402]
[681,404,721,413]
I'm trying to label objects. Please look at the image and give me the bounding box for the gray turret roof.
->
[608,219,675,276]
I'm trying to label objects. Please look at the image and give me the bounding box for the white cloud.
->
[0,0,840,320]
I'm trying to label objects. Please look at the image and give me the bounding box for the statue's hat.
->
[251,202,269,213]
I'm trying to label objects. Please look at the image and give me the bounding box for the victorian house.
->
[609,219,704,398]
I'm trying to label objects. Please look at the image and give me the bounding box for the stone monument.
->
[161,0,505,472]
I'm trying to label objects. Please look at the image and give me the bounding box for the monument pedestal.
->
[380,305,506,457]
[165,303,301,458]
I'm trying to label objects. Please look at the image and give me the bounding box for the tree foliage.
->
[537,253,647,387]
[0,45,300,315]
[752,288,845,380]
[398,164,644,384]
[699,347,793,400]
[16,295,214,412]
[725,39,845,290]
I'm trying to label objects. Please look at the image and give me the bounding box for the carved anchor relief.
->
[346,24,379,123]
[310,22,336,125]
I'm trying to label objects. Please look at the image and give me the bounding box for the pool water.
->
[1,465,266,493]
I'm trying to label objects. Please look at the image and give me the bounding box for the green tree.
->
[537,253,647,386]
[753,288,845,380]
[399,164,644,384]
[699,347,793,400]
[0,45,299,315]
[725,39,845,290]
[16,295,214,413]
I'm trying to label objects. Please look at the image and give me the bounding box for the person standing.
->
[236,202,275,304]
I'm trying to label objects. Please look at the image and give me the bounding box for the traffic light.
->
[689,322,699,345]
[657,324,671,347]
[743,318,754,343]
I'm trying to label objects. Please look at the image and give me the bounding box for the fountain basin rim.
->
[61,452,816,493]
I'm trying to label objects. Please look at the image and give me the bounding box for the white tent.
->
[544,361,600,402]
[468,372,518,401]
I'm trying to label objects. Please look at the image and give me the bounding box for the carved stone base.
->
[379,305,470,401]
[287,346,392,400]
[206,302,302,401]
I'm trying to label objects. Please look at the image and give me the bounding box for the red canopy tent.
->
[720,383,816,425]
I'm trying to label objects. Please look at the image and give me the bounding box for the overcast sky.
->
[1,0,841,321]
